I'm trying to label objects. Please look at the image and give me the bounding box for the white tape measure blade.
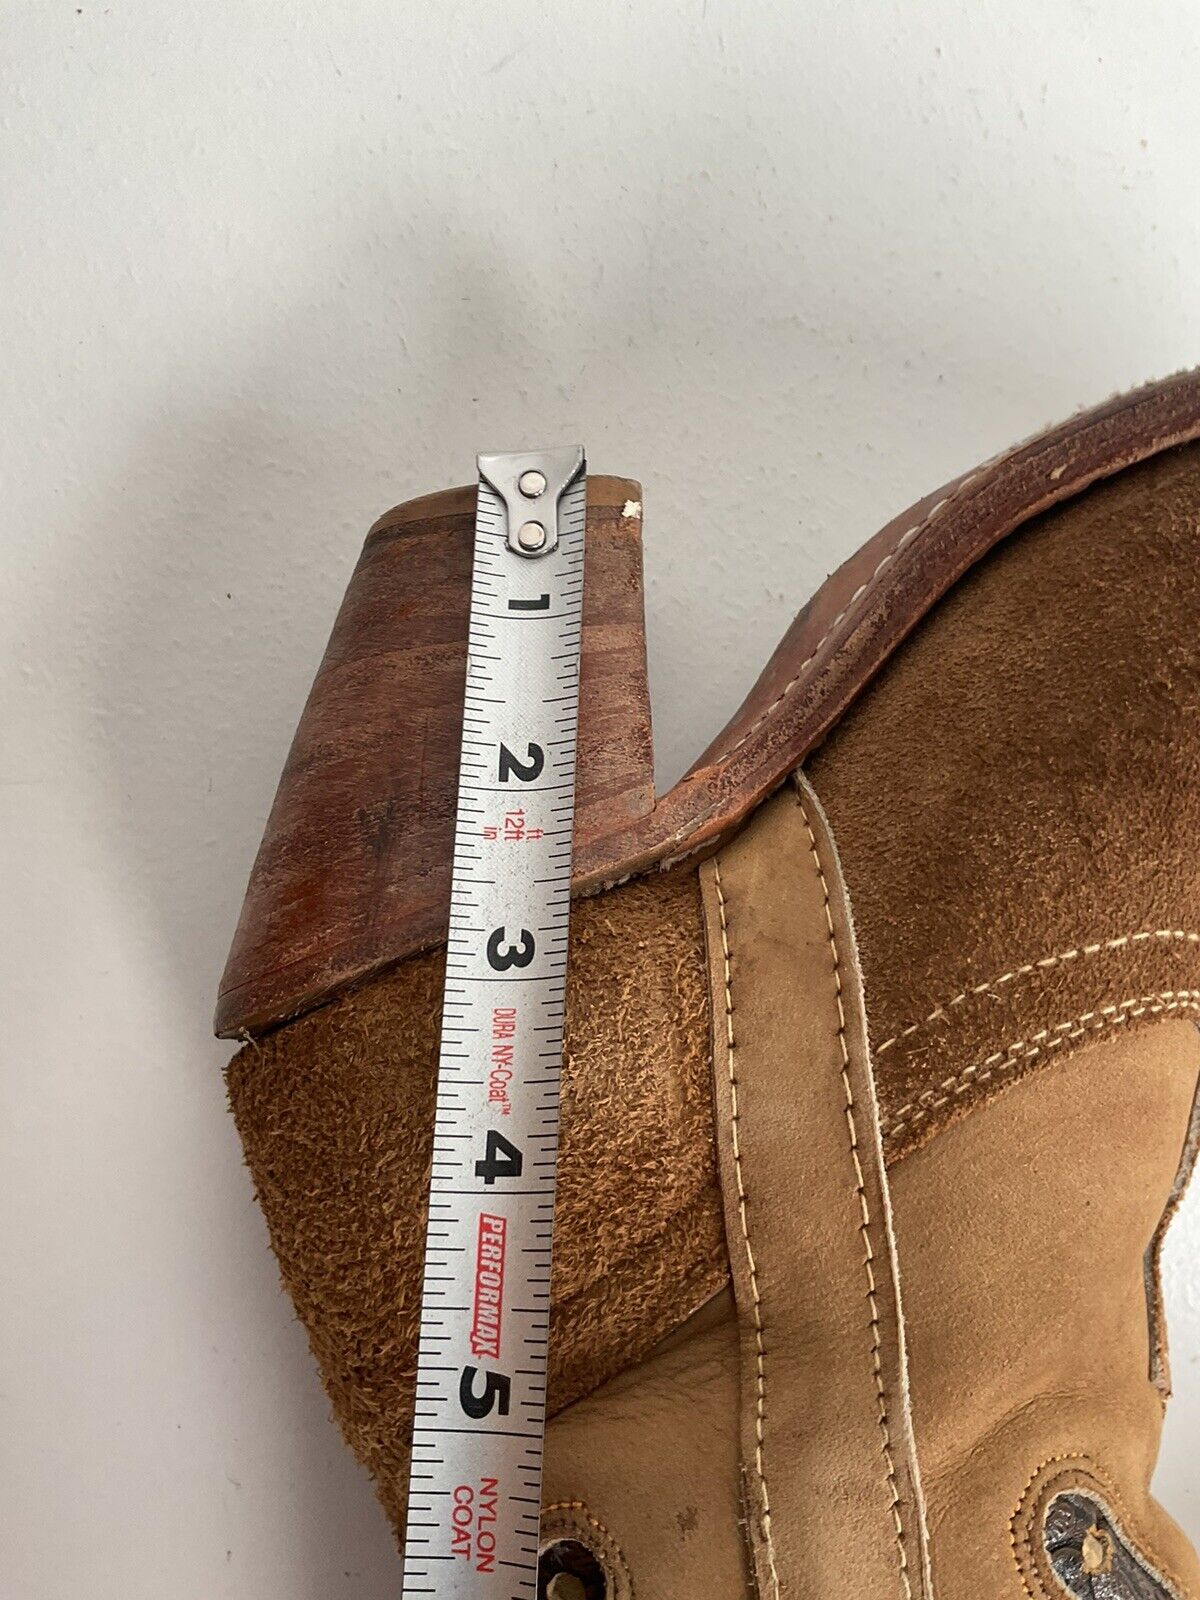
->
[402,448,587,1600]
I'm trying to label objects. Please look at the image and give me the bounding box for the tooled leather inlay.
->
[1044,1493,1176,1600]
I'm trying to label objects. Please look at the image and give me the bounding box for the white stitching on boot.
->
[888,991,1200,1139]
[796,793,915,1599]
[711,859,781,1600]
[878,930,1200,1059]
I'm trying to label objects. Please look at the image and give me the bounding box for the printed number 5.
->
[459,1366,511,1420]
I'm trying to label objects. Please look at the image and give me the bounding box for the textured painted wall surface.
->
[3,4,1200,1594]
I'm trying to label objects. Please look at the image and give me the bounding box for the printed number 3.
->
[486,927,535,970]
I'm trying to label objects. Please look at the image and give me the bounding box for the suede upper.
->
[226,864,725,1534]
[809,439,1200,1161]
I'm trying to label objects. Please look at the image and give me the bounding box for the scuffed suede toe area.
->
[808,439,1200,1163]
[226,862,724,1537]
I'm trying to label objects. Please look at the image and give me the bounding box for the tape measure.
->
[401,446,588,1600]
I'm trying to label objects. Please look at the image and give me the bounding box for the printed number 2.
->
[475,1129,523,1184]
[459,1366,511,1419]
[498,741,545,783]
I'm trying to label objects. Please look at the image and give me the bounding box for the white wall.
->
[3,4,1199,1595]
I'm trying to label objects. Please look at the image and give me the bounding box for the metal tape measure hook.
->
[477,445,586,558]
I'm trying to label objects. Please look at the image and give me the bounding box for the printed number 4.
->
[475,1129,523,1184]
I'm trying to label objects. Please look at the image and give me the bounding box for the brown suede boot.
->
[219,372,1200,1600]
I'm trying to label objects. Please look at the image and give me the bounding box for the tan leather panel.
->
[889,1016,1200,1599]
[542,1294,747,1600]
[699,779,931,1600]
